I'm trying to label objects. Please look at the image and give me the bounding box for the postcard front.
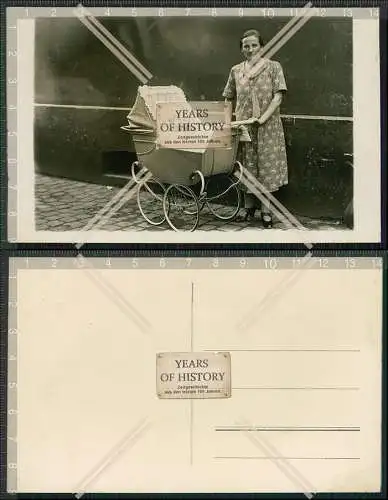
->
[9,7,382,243]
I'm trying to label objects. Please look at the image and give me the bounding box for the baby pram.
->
[121,85,245,232]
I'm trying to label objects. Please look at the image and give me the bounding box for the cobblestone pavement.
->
[35,174,347,232]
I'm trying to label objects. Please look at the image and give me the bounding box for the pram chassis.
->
[130,139,244,232]
[123,85,248,232]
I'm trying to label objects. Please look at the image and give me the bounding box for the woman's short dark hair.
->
[240,29,264,49]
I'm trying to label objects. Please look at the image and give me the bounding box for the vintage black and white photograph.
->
[11,7,381,243]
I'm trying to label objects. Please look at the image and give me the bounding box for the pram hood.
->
[126,85,187,132]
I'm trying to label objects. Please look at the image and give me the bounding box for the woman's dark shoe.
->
[235,207,256,222]
[261,212,273,228]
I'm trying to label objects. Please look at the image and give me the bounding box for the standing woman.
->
[223,29,288,228]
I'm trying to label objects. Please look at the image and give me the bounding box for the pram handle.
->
[120,125,154,134]
[231,118,257,127]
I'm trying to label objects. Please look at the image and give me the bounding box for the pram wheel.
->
[137,178,166,226]
[205,174,241,221]
[163,184,200,232]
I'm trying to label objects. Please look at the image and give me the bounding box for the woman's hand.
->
[232,117,263,127]
[246,117,260,125]
[247,117,266,126]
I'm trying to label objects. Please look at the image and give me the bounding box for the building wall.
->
[34,16,353,218]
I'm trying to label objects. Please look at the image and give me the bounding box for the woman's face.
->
[241,35,261,61]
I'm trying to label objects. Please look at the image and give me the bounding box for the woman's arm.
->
[256,61,287,125]
[222,68,236,100]
[224,97,236,120]
[257,91,283,125]
[223,68,236,118]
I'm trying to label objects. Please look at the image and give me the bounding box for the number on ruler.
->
[8,328,17,335]
[212,258,219,268]
[318,258,329,268]
[261,8,275,17]
[50,8,57,17]
[132,8,137,16]
[370,8,379,17]
[51,258,57,268]
[345,257,356,268]
[105,258,111,267]
[372,258,382,269]
[160,258,166,268]
[343,8,353,17]
[239,259,246,268]
[8,409,18,415]
[132,258,139,268]
[158,8,165,16]
[8,463,17,469]
[7,50,17,57]
[105,8,111,16]
[264,258,278,270]
[185,8,191,15]
[77,5,85,16]
[8,131,17,137]
[186,258,192,267]
[8,382,17,389]
[8,76,17,84]
[211,8,217,16]
[315,8,326,16]
[238,8,244,16]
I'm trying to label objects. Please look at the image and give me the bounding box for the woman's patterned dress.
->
[223,58,288,193]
